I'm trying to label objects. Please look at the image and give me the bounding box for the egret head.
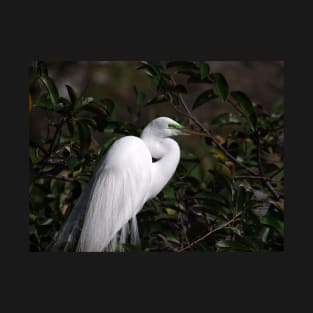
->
[142,117,209,139]
[141,117,184,138]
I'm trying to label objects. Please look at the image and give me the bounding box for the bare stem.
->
[270,166,284,179]
[170,75,257,176]
[178,212,242,252]
[36,174,77,182]
[48,117,66,155]
[169,74,281,200]
[234,175,269,180]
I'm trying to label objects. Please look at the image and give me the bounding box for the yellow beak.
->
[182,129,210,137]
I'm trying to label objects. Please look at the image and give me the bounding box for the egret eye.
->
[168,123,184,130]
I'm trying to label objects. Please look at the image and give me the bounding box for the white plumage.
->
[77,136,152,252]
[50,116,203,252]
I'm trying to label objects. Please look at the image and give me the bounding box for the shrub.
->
[29,61,284,252]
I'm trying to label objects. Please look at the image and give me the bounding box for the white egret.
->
[49,116,207,252]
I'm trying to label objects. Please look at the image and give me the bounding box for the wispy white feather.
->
[49,117,184,253]
[77,136,152,252]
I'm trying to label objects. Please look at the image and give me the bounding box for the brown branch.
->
[255,130,265,176]
[227,98,245,116]
[36,174,77,182]
[228,95,281,200]
[169,74,281,200]
[270,166,284,179]
[255,130,281,200]
[234,175,269,180]
[48,117,66,155]
[178,212,242,252]
[170,75,257,176]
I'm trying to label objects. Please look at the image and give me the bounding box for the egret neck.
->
[141,131,180,200]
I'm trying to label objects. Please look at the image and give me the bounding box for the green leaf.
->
[198,62,210,80]
[145,94,169,106]
[261,214,284,236]
[39,218,53,226]
[29,213,37,222]
[77,121,91,156]
[211,73,228,101]
[99,98,115,115]
[231,91,257,131]
[165,208,177,215]
[216,239,251,251]
[58,97,72,108]
[65,85,78,104]
[227,227,242,237]
[39,75,59,106]
[211,112,241,127]
[192,89,217,110]
[84,102,108,117]
[66,156,80,171]
[29,146,44,164]
[133,86,146,105]
[271,101,283,118]
[150,76,161,92]
[261,227,270,243]
[77,116,97,128]
[136,62,160,77]
[33,93,56,111]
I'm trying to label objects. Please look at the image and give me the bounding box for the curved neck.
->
[141,134,180,200]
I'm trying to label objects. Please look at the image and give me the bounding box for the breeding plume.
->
[49,117,207,252]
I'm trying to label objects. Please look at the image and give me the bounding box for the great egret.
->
[49,117,207,252]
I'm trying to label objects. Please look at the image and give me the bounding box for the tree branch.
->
[270,166,284,179]
[36,174,77,182]
[169,74,281,200]
[178,212,242,252]
[170,75,257,176]
[234,175,269,180]
[48,117,66,155]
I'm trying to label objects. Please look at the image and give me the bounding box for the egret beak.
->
[182,129,210,137]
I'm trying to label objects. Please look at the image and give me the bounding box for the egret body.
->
[50,117,205,252]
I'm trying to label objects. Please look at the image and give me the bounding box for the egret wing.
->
[77,136,152,252]
[49,136,152,252]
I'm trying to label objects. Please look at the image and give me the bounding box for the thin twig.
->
[178,212,242,252]
[227,98,245,116]
[234,175,281,183]
[36,174,77,182]
[169,74,281,200]
[255,130,281,200]
[170,75,257,176]
[172,104,191,119]
[255,130,265,176]
[48,117,66,155]
[270,167,284,179]
[234,175,269,180]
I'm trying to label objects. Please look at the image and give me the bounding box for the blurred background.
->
[30,61,284,176]
[30,62,284,138]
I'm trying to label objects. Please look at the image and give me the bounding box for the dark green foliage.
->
[29,61,284,252]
